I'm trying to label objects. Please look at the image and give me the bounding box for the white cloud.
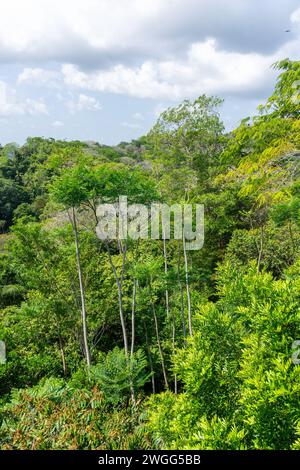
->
[0,80,48,116]
[0,0,166,61]
[1,1,299,105]
[52,120,64,127]
[132,112,144,120]
[59,0,300,103]
[291,7,300,24]
[66,93,102,113]
[25,99,48,115]
[122,121,143,129]
[0,0,298,65]
[61,39,279,100]
[18,68,60,86]
[0,81,23,115]
[1,0,300,145]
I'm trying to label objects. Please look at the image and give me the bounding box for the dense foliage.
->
[0,59,300,450]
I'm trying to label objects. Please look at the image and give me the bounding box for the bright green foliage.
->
[146,262,300,449]
[1,60,300,450]
[226,223,300,276]
[50,162,158,209]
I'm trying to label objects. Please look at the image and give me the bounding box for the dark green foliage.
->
[91,348,150,405]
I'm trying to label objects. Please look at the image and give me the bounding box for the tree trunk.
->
[183,235,192,336]
[144,322,155,394]
[58,334,67,376]
[71,207,91,369]
[131,279,137,357]
[92,206,135,403]
[172,312,177,393]
[177,241,187,342]
[162,228,170,318]
[257,226,264,272]
[288,220,296,258]
[106,243,129,357]
[149,278,169,389]
[163,231,176,391]
[92,206,129,358]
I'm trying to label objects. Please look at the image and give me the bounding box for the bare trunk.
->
[129,278,138,406]
[162,228,170,318]
[183,235,192,336]
[149,279,169,389]
[257,226,264,272]
[163,231,176,391]
[288,220,295,258]
[92,206,129,358]
[144,322,155,394]
[177,241,187,342]
[172,314,177,393]
[112,255,135,405]
[58,334,67,376]
[131,279,137,357]
[250,215,264,273]
[117,281,129,356]
[106,243,129,357]
[71,207,91,369]
[92,205,135,403]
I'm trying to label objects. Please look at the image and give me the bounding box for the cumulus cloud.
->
[52,120,64,127]
[61,39,283,100]
[0,0,298,67]
[1,0,300,144]
[18,68,60,86]
[122,121,143,129]
[0,81,23,115]
[66,93,102,113]
[3,1,300,104]
[58,0,300,102]
[0,80,48,116]
[132,112,144,121]
[291,6,300,24]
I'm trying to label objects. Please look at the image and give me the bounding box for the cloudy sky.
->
[0,0,300,146]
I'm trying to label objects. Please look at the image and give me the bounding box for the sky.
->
[0,0,300,146]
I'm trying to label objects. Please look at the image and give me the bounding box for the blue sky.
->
[0,0,300,146]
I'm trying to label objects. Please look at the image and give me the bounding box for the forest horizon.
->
[1,1,300,464]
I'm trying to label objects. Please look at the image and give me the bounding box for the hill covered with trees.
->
[0,59,300,450]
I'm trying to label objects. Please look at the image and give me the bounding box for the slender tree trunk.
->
[108,241,136,404]
[118,281,129,355]
[152,302,169,390]
[131,279,137,357]
[110,251,135,405]
[58,334,67,376]
[163,230,176,391]
[71,207,91,369]
[288,220,296,258]
[92,206,135,404]
[92,205,129,358]
[174,373,178,394]
[144,322,155,394]
[183,235,192,336]
[149,278,169,389]
[105,243,129,357]
[249,215,264,273]
[177,241,187,342]
[172,312,177,393]
[257,226,264,272]
[162,228,170,318]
